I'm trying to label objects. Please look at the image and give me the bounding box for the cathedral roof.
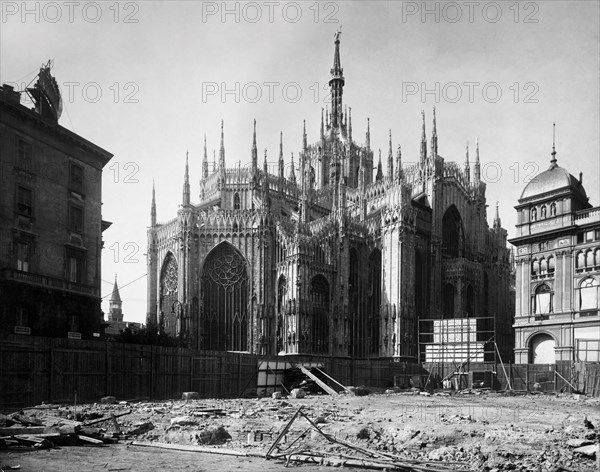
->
[520,162,587,201]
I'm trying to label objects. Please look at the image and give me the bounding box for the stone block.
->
[182,392,200,400]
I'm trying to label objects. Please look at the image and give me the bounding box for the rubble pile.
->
[1,389,598,471]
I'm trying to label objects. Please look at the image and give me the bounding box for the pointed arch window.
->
[442,206,463,258]
[368,249,382,355]
[201,243,248,351]
[466,284,475,317]
[310,275,330,354]
[233,192,241,210]
[160,253,178,337]
[443,283,455,317]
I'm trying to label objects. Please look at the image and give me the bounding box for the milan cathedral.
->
[146,33,513,360]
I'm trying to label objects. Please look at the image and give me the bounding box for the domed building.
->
[147,34,514,362]
[510,134,600,364]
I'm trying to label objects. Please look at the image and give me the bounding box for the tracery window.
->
[368,249,382,355]
[443,283,455,317]
[310,275,330,354]
[233,192,241,210]
[442,206,462,258]
[202,242,248,351]
[160,253,179,337]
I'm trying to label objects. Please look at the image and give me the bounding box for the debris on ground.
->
[1,390,599,471]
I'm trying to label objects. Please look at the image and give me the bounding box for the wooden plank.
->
[77,434,104,444]
[296,365,338,396]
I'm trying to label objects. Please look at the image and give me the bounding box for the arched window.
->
[277,275,287,314]
[442,206,462,258]
[550,202,556,216]
[160,253,178,337]
[531,207,537,221]
[443,284,455,317]
[580,278,599,311]
[576,252,585,269]
[533,283,552,315]
[596,249,600,268]
[466,284,474,317]
[548,256,555,274]
[483,273,489,317]
[310,275,330,354]
[532,259,539,275]
[586,250,594,268]
[530,333,556,364]
[540,258,548,274]
[368,249,382,355]
[233,192,241,210]
[349,248,365,357]
[541,205,547,219]
[201,242,248,351]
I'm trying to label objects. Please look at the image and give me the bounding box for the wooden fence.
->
[0,335,424,409]
[2,334,598,410]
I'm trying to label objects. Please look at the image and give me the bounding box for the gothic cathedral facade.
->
[146,35,513,360]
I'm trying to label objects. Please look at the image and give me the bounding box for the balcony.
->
[574,207,600,226]
[1,269,99,297]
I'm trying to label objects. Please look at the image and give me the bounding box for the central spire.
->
[329,28,345,129]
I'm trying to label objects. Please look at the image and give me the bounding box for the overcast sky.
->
[2,1,599,324]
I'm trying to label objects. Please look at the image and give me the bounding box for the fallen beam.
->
[0,426,46,436]
[314,367,351,394]
[131,440,262,457]
[296,365,338,396]
[83,410,132,426]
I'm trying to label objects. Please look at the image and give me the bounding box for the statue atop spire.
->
[151,180,156,226]
[387,129,394,180]
[431,106,438,157]
[202,134,208,180]
[183,151,190,206]
[251,118,258,172]
[348,107,352,141]
[219,120,225,170]
[278,131,284,180]
[395,145,402,182]
[474,137,481,183]
[289,152,296,185]
[464,142,471,183]
[329,27,345,129]
[376,149,383,182]
[493,201,502,230]
[420,110,427,163]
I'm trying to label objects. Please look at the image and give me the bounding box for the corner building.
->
[0,67,112,339]
[147,35,513,360]
[511,142,600,364]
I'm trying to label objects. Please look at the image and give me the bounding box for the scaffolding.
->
[418,315,497,374]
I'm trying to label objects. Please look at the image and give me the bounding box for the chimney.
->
[1,84,21,104]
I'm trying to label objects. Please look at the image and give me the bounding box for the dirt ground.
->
[2,390,599,472]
